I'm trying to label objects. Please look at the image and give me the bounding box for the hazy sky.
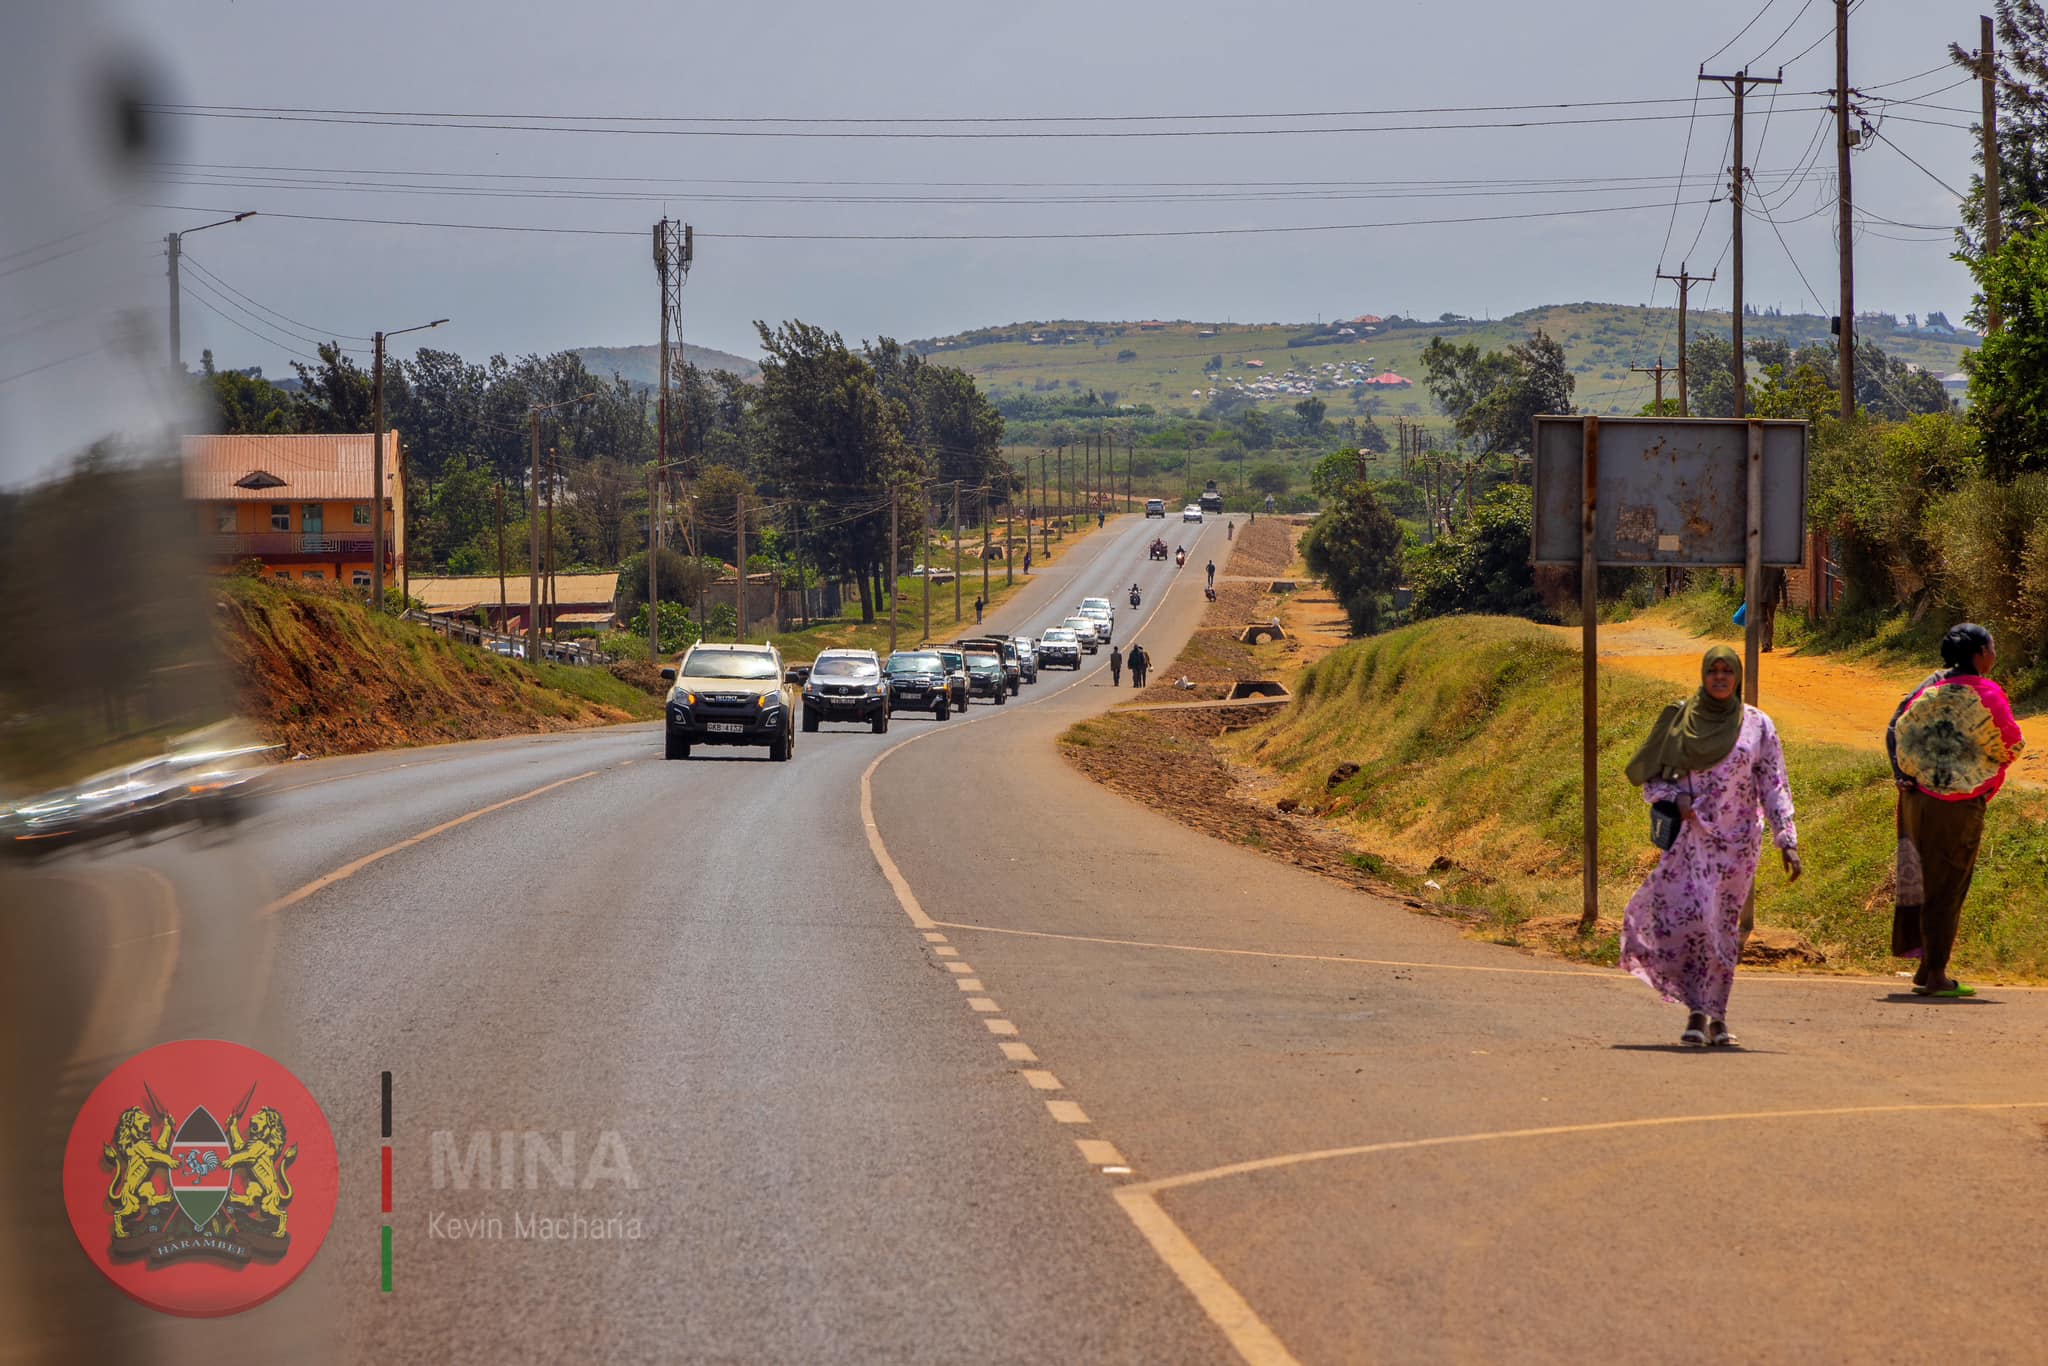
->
[60,1,2007,389]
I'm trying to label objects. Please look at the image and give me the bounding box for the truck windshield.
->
[813,657,876,677]
[683,652,778,680]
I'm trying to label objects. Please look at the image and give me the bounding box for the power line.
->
[137,104,1842,140]
[1750,0,1816,68]
[1868,127,1965,198]
[181,251,376,340]
[1706,0,1785,65]
[177,283,328,363]
[145,93,1748,125]
[145,197,1718,242]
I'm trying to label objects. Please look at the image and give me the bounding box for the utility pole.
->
[164,211,254,374]
[922,487,932,644]
[1656,267,1715,415]
[1836,0,1857,418]
[981,487,991,607]
[545,448,557,636]
[888,486,900,655]
[735,489,747,642]
[370,317,446,612]
[1631,358,1676,413]
[1125,437,1133,510]
[953,481,963,624]
[647,468,661,661]
[528,407,542,663]
[495,482,507,630]
[1700,66,1783,417]
[1005,499,1014,587]
[1982,14,2004,333]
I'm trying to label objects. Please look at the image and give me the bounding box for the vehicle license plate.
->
[707,722,743,734]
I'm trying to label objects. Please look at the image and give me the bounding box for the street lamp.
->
[371,318,448,610]
[166,211,255,372]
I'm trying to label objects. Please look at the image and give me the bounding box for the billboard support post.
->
[1579,416,1601,934]
[1745,419,1764,705]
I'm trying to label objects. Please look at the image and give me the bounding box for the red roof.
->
[182,433,401,501]
[1367,372,1412,386]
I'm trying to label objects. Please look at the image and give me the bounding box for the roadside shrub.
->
[1808,412,1977,610]
[1923,472,2048,661]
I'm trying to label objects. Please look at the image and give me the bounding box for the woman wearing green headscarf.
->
[1621,646,1802,1046]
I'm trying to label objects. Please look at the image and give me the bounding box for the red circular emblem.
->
[62,1038,337,1317]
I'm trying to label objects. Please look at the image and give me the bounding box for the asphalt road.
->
[6,508,2046,1364]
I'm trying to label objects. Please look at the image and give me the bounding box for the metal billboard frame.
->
[1531,415,1809,934]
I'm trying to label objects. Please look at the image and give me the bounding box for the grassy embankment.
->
[1219,615,2048,978]
[218,575,659,757]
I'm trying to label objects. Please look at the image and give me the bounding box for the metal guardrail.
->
[401,610,609,667]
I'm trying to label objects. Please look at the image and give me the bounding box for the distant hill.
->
[574,343,759,387]
[914,304,1975,419]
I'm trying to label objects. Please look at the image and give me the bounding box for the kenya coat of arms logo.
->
[64,1039,337,1316]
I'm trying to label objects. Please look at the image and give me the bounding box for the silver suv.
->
[802,648,890,733]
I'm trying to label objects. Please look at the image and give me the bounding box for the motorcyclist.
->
[1129,582,1141,608]
[1175,547,1186,568]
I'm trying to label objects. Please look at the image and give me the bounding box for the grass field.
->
[932,303,1976,422]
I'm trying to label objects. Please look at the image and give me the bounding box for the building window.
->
[303,570,325,582]
[214,505,235,534]
[352,570,371,589]
[353,503,372,526]
[270,504,291,532]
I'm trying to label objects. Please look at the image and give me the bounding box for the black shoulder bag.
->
[1648,701,1689,851]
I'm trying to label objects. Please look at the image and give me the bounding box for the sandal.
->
[1708,1020,1739,1047]
[1927,980,1977,999]
[1680,1013,1708,1047]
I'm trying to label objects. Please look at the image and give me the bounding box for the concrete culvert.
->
[1228,679,1289,700]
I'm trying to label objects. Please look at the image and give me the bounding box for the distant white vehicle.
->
[1183,504,1204,523]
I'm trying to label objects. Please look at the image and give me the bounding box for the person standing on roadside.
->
[1127,643,1149,688]
[1227,520,1235,541]
[1023,550,1033,575]
[974,595,984,624]
[1108,643,1123,686]
[1620,646,1800,1047]
[1887,623,2024,999]
[1205,559,1216,589]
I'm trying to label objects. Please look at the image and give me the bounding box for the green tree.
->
[1963,224,2048,476]
[1407,485,1550,622]
[1248,463,1292,497]
[1950,0,2048,261]
[1421,331,1574,454]
[1293,396,1327,434]
[290,342,377,432]
[1309,448,1371,501]
[1300,484,1406,632]
[195,352,295,433]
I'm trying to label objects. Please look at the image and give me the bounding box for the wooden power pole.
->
[1656,266,1714,415]
[1836,0,1857,419]
[1631,358,1676,413]
[1983,13,2004,334]
[1700,66,1783,418]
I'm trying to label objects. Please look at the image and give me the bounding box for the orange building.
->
[182,432,404,591]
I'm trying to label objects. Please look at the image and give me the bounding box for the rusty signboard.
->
[1531,415,1806,566]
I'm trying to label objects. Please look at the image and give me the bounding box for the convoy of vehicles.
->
[654,520,1187,758]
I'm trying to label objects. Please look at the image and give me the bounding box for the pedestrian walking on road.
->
[1023,550,1033,575]
[1227,520,1235,541]
[1126,643,1149,689]
[1621,646,1800,1047]
[1887,623,2024,999]
[1108,644,1123,686]
[1205,559,1216,588]
[974,596,984,624]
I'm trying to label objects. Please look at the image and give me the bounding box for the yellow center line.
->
[261,769,600,916]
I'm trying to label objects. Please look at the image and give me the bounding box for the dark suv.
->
[990,633,1038,684]
[962,651,1008,704]
[883,651,952,720]
[930,647,971,710]
[802,649,890,733]
[957,637,1021,695]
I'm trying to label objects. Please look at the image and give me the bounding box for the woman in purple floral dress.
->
[1621,646,1801,1046]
